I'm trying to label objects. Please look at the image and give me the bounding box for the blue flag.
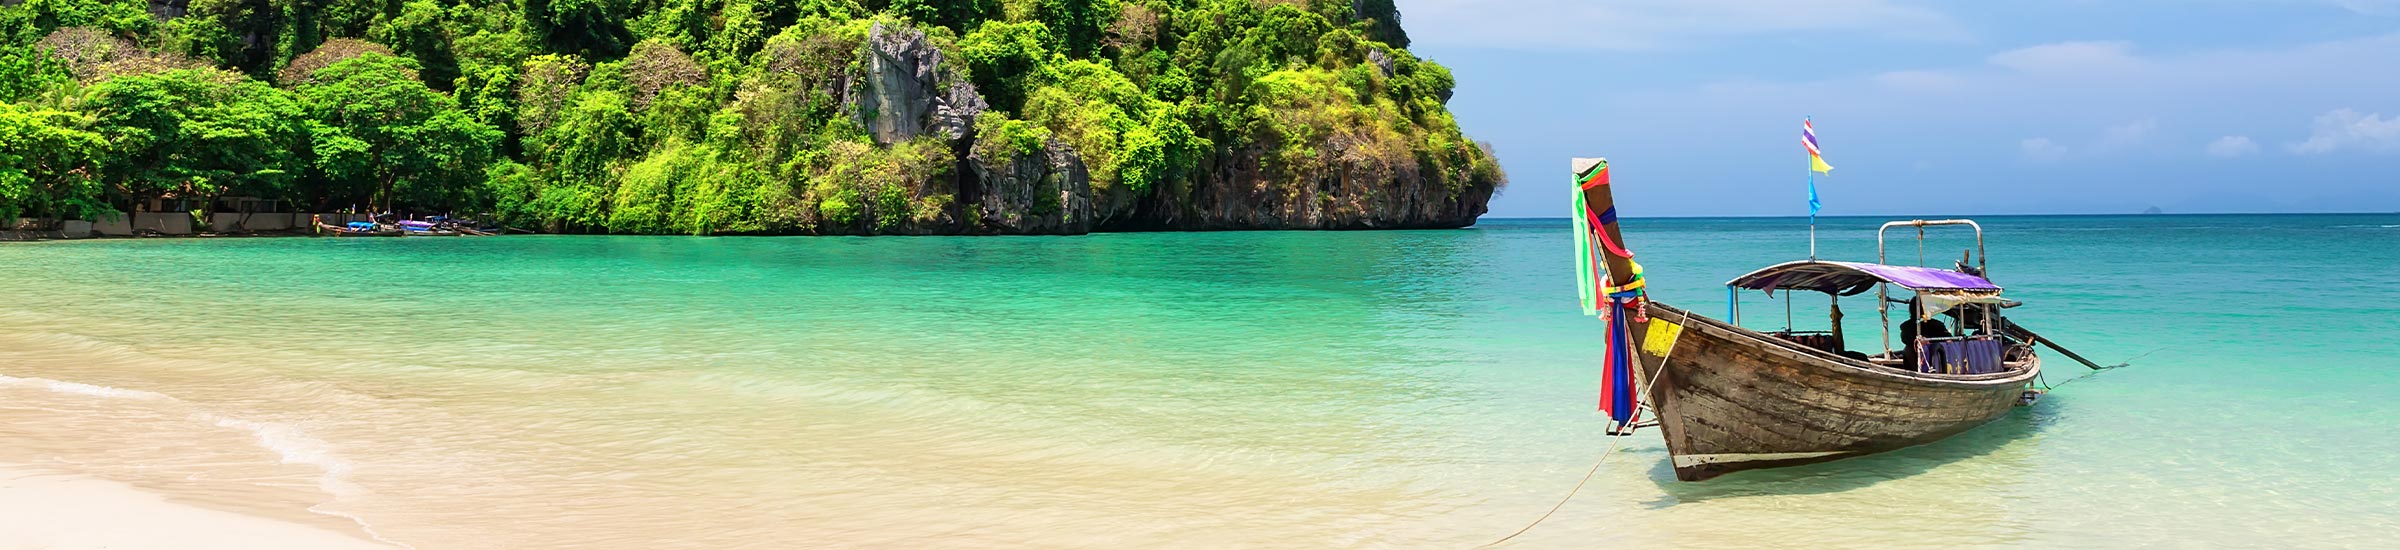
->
[1808,172,1820,221]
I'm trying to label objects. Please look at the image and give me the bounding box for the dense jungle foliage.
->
[0,0,1496,234]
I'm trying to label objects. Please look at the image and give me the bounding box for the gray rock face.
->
[851,23,986,146]
[967,138,1094,235]
[148,0,188,18]
[930,70,989,143]
[1110,146,1492,231]
[1367,49,1395,77]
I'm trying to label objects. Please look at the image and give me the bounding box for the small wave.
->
[0,374,176,401]
[2327,224,2400,229]
[202,415,412,549]
[0,373,412,549]
[203,416,359,493]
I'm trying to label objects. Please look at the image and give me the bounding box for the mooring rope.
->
[2039,346,2157,391]
[1475,312,1685,549]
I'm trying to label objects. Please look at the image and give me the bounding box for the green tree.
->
[0,42,72,103]
[958,20,1047,113]
[885,0,997,31]
[523,90,635,230]
[525,0,635,57]
[695,0,771,60]
[628,0,708,52]
[369,0,460,89]
[153,13,240,68]
[316,0,396,39]
[296,53,501,211]
[1033,0,1115,58]
[0,102,105,222]
[0,0,155,45]
[514,53,589,135]
[449,1,538,70]
[181,0,286,75]
[452,62,521,150]
[77,68,306,217]
[1021,59,1200,192]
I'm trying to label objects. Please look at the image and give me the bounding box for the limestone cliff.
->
[838,23,1498,236]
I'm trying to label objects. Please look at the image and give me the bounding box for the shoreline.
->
[0,464,392,549]
[0,220,1493,242]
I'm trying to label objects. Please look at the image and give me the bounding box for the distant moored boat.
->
[313,215,403,237]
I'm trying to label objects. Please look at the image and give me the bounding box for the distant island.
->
[0,0,1501,236]
[2142,206,2164,214]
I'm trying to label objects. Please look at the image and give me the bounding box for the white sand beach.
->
[0,466,388,550]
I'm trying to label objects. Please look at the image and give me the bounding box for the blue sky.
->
[1400,1,2400,217]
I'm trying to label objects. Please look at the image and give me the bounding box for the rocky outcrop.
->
[966,138,1094,235]
[850,23,986,145]
[955,143,1489,234]
[1098,147,1490,231]
[952,132,1490,235]
[847,22,1492,235]
[148,0,188,18]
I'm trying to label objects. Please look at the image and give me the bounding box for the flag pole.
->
[1804,114,1814,259]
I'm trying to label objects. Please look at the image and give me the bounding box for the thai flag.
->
[1804,118,1833,174]
[1805,118,1831,221]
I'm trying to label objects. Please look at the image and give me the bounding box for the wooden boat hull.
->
[1634,303,2039,481]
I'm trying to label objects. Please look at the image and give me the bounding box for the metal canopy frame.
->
[1876,219,1990,360]
[1727,219,2001,368]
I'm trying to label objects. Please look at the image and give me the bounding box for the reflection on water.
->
[1,214,2396,547]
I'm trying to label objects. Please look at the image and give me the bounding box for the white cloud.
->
[2094,118,2159,151]
[1987,41,2144,73]
[1695,33,2400,109]
[2018,120,2156,162]
[1397,0,1967,51]
[2021,138,2069,163]
[1617,32,2400,164]
[2207,136,2260,157]
[2286,109,2400,154]
[2335,0,2400,16]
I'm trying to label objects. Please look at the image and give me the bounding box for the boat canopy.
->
[1728,260,2002,296]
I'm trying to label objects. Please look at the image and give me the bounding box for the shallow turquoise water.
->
[1,214,2395,547]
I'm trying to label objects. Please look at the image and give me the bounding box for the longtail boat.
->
[1572,158,2046,481]
[313,215,403,237]
[396,220,462,236]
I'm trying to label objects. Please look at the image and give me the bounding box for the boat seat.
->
[1919,338,2006,374]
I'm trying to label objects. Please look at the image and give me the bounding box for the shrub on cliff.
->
[1021,59,1203,193]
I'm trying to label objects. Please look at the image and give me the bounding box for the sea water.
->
[1,214,2395,548]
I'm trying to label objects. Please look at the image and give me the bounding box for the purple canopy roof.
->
[1728,261,2002,296]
